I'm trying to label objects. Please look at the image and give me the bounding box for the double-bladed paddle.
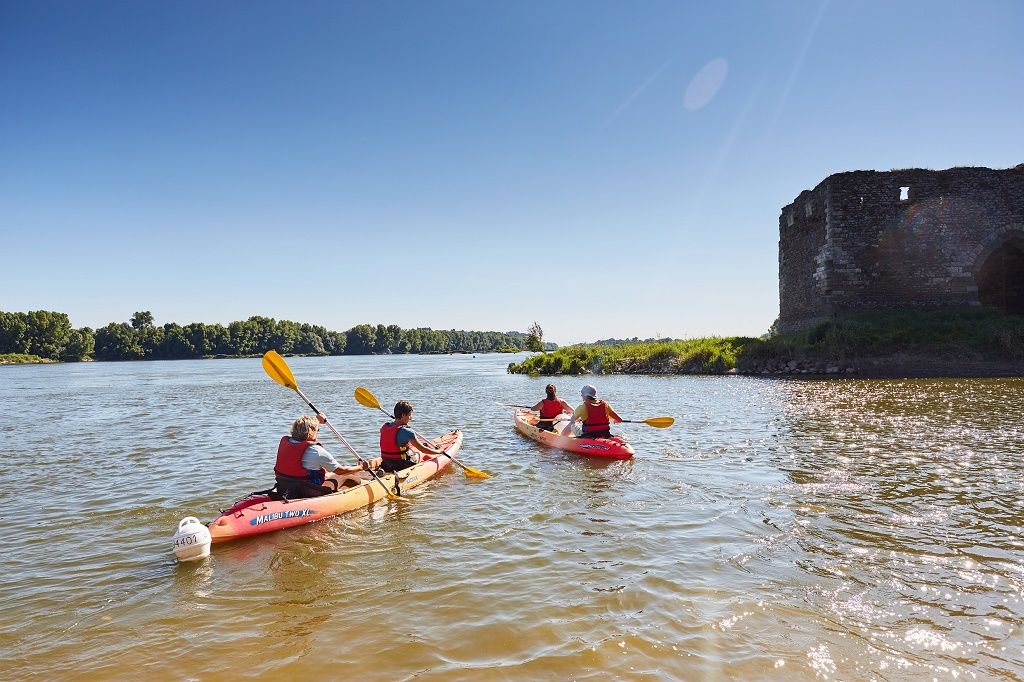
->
[620,417,675,428]
[262,351,403,501]
[498,401,673,428]
[354,386,491,479]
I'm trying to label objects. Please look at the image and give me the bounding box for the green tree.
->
[295,330,326,355]
[26,310,73,359]
[138,325,164,358]
[205,324,232,355]
[346,324,376,354]
[0,312,30,354]
[159,323,196,358]
[526,321,544,353]
[229,319,259,356]
[185,322,214,356]
[246,316,278,353]
[131,311,154,330]
[94,322,144,360]
[61,327,95,361]
[323,330,346,355]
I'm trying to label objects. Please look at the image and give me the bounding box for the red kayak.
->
[513,409,634,459]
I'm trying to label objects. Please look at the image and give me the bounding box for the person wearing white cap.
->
[561,384,622,439]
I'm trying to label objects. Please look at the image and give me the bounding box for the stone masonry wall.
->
[778,185,830,330]
[779,164,1024,334]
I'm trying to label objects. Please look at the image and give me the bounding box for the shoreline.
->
[599,355,1024,379]
[0,350,522,367]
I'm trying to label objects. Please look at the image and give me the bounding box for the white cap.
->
[581,385,597,398]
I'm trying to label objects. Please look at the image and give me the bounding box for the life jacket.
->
[539,399,563,420]
[583,400,610,434]
[380,422,410,460]
[275,436,327,484]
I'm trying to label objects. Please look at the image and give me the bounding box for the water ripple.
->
[1,361,1022,679]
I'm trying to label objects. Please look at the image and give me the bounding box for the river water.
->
[1,354,1021,680]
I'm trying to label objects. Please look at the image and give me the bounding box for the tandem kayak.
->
[513,409,634,459]
[207,430,463,543]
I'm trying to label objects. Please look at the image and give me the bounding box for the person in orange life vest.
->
[530,383,573,432]
[379,400,448,474]
[274,414,383,499]
[561,384,622,439]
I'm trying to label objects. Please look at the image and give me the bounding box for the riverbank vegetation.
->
[508,309,1024,376]
[0,353,57,365]
[0,309,554,363]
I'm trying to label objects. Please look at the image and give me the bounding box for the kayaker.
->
[274,414,383,499]
[379,400,448,473]
[530,384,573,432]
[562,385,623,439]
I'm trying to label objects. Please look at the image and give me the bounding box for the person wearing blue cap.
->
[561,384,622,439]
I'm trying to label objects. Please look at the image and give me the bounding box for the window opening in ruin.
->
[805,202,813,217]
[787,212,794,226]
[976,240,1024,315]
[899,186,909,201]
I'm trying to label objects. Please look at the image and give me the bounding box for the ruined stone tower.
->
[778,164,1024,334]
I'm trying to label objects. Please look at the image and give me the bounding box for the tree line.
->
[0,310,549,362]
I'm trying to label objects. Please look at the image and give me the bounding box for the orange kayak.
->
[208,430,463,543]
[513,409,634,459]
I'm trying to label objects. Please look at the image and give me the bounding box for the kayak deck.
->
[513,409,634,459]
[208,430,462,542]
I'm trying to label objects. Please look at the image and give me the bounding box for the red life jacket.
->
[380,422,410,460]
[275,436,326,481]
[539,399,563,420]
[583,400,610,434]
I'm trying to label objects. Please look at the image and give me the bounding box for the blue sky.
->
[2,1,1021,345]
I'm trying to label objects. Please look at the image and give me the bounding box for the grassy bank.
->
[508,337,754,375]
[0,353,57,365]
[508,309,1024,376]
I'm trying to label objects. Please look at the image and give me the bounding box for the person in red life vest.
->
[274,414,383,499]
[561,384,623,439]
[379,400,448,474]
[530,383,573,432]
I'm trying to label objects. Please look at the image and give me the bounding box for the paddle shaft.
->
[293,386,399,498]
[620,417,674,427]
[355,384,490,478]
[444,451,477,475]
[377,404,476,475]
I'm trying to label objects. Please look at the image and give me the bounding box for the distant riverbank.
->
[508,309,1024,378]
[0,353,57,365]
[0,309,549,364]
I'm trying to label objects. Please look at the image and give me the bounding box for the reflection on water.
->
[762,379,1024,679]
[0,358,1021,680]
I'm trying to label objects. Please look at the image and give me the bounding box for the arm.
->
[606,403,623,424]
[560,399,573,414]
[332,457,382,476]
[560,405,585,436]
[308,443,381,475]
[407,433,447,456]
[530,400,544,411]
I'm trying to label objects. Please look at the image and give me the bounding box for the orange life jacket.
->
[583,400,610,434]
[274,436,327,483]
[380,422,410,460]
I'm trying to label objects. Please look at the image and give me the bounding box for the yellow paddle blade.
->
[354,386,382,410]
[262,350,297,390]
[461,466,491,479]
[644,417,674,428]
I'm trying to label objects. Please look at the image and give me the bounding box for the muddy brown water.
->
[1,354,1021,680]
